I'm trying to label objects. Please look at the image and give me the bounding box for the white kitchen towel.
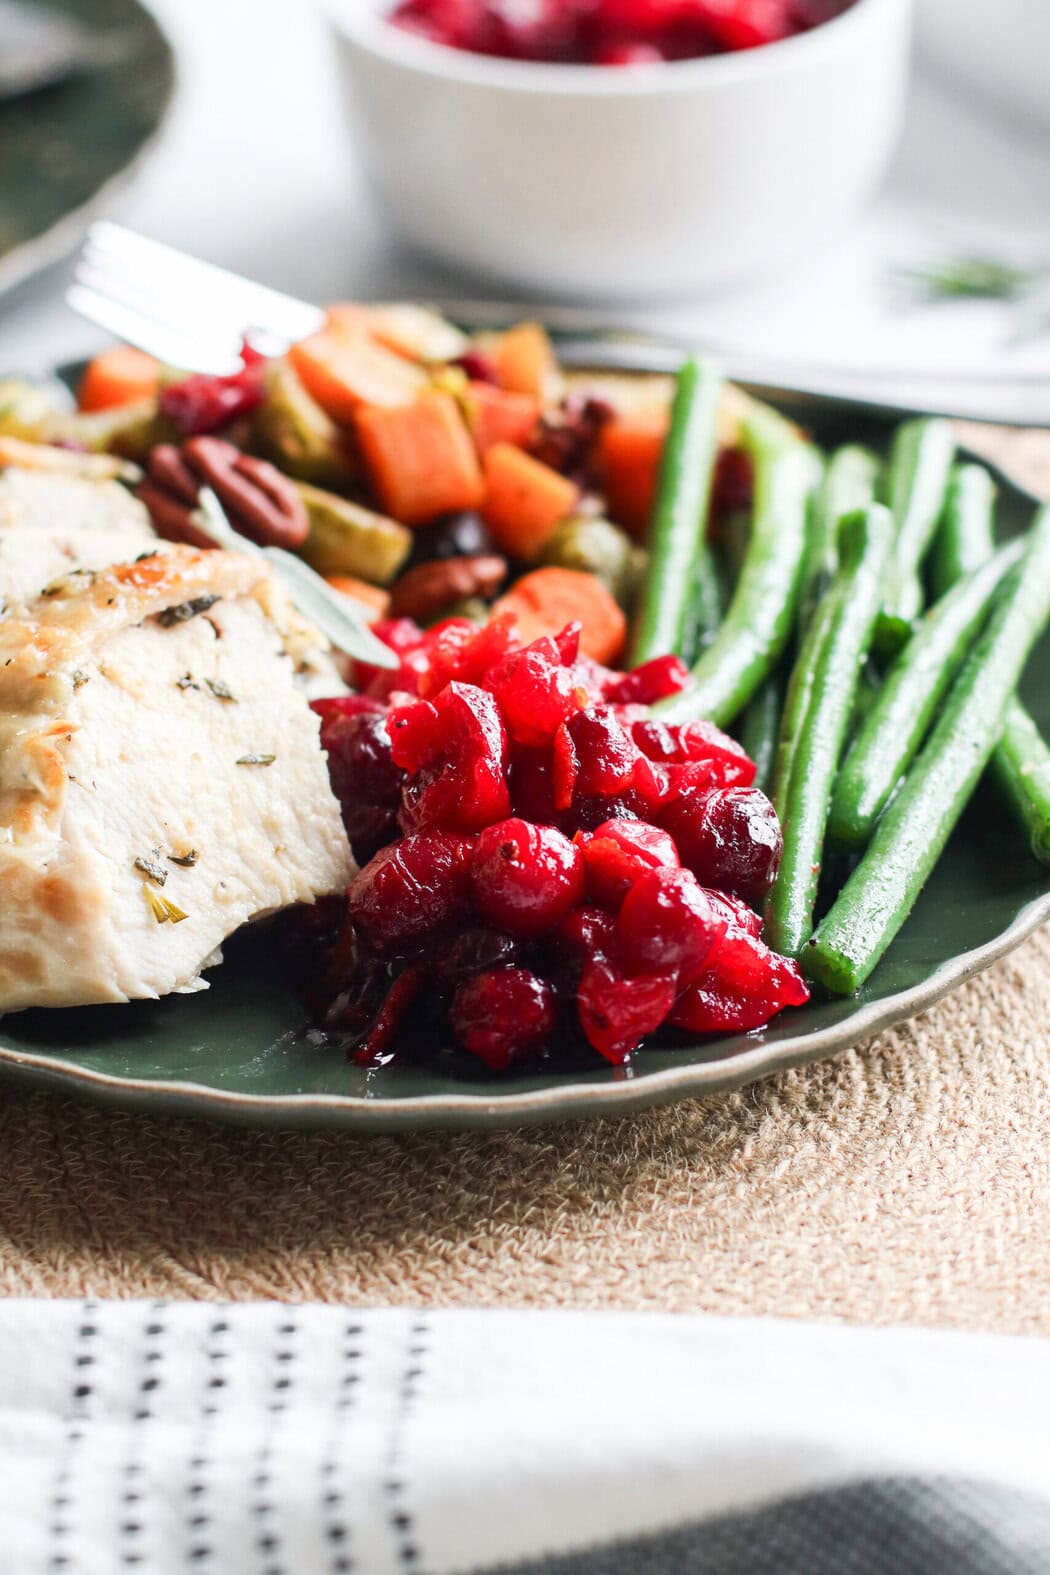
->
[3,1301,1050,1575]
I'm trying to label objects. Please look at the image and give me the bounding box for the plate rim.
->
[1,881,1047,1129]
[0,365,1047,1129]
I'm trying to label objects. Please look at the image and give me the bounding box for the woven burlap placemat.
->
[0,423,1047,1331]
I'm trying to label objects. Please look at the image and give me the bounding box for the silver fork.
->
[67,221,1050,426]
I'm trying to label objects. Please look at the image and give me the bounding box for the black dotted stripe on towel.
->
[182,1314,230,1570]
[384,1317,428,1571]
[251,1318,299,1575]
[120,1302,168,1568]
[320,1321,364,1575]
[48,1300,100,1571]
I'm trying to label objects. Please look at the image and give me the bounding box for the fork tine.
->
[84,223,325,345]
[72,261,248,370]
[66,285,241,373]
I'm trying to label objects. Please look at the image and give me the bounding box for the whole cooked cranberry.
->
[562,791,647,834]
[660,785,782,906]
[347,831,472,954]
[435,927,519,982]
[486,632,587,747]
[577,817,679,906]
[558,904,617,960]
[322,710,404,862]
[450,967,558,1070]
[471,818,585,937]
[617,867,725,979]
[577,953,677,1063]
[391,682,511,834]
[352,617,427,698]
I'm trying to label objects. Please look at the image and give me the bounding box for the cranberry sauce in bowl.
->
[388,0,855,67]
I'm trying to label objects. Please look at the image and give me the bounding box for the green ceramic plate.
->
[0,0,174,296]
[0,380,1047,1128]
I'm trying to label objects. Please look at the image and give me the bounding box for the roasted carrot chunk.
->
[493,322,558,399]
[481,443,580,560]
[465,382,541,455]
[77,347,161,413]
[289,327,426,424]
[597,408,670,538]
[494,566,627,664]
[356,390,485,526]
[325,575,391,622]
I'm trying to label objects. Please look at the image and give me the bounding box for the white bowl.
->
[328,0,913,301]
[918,0,1050,134]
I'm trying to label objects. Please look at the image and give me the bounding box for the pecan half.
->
[388,554,507,621]
[137,437,309,551]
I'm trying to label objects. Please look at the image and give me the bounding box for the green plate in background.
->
[0,383,1047,1129]
[0,0,175,295]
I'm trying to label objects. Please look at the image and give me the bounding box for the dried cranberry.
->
[471,818,584,937]
[577,817,679,905]
[450,967,558,1070]
[578,953,677,1063]
[486,630,587,747]
[617,867,725,979]
[660,785,782,906]
[347,831,472,954]
[321,709,404,862]
[453,349,499,384]
[604,654,690,707]
[160,340,267,436]
[529,395,613,479]
[671,924,809,1034]
[391,682,511,834]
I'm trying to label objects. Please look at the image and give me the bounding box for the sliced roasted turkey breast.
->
[0,545,353,1011]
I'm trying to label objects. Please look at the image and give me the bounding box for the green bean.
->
[929,463,997,596]
[990,702,1050,864]
[654,415,822,729]
[798,445,880,634]
[931,462,1050,865]
[804,503,1050,994]
[738,671,783,797]
[629,356,722,666]
[878,417,956,640]
[827,538,1024,850]
[764,504,894,959]
[679,550,723,666]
